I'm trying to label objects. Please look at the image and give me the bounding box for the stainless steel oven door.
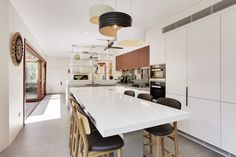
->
[150,82,166,99]
[151,69,165,79]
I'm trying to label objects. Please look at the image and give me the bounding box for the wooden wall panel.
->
[116,46,149,70]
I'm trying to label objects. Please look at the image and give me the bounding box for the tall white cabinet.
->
[188,15,221,101]
[161,4,236,154]
[166,27,188,96]
[187,15,221,147]
[165,27,189,133]
[166,13,223,149]
[221,8,236,104]
[221,7,236,155]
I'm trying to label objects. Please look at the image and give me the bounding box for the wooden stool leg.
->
[104,154,109,157]
[78,135,82,156]
[149,133,153,154]
[118,148,122,157]
[69,116,73,154]
[156,136,161,157]
[83,149,88,157]
[174,131,179,157]
[161,137,165,157]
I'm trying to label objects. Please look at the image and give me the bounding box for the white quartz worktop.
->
[70,86,190,137]
[116,83,150,92]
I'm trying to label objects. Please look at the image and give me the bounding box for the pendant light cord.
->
[114,0,117,11]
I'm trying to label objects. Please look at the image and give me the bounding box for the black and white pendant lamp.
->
[99,11,132,37]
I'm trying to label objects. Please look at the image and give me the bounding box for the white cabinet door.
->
[188,15,221,101]
[150,35,166,65]
[221,8,236,104]
[166,93,189,133]
[221,102,236,155]
[166,27,188,95]
[188,98,220,147]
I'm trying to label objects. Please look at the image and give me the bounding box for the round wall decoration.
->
[11,32,24,66]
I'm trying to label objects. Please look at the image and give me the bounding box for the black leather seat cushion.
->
[145,124,174,136]
[88,131,124,151]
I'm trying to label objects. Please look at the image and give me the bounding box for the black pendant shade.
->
[99,12,132,37]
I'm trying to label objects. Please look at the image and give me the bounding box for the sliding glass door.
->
[25,61,39,101]
[24,41,46,120]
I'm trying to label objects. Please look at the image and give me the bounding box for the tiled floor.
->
[0,94,224,157]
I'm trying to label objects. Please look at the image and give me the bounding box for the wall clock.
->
[11,32,24,66]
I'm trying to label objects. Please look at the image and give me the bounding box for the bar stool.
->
[69,94,97,156]
[145,98,181,157]
[137,93,153,102]
[137,93,154,154]
[124,90,135,97]
[69,94,78,155]
[72,108,124,157]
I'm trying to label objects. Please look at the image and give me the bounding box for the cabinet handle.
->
[151,85,161,88]
[186,86,188,106]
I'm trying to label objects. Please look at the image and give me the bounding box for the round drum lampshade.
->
[117,27,145,46]
[89,4,114,24]
[99,12,132,37]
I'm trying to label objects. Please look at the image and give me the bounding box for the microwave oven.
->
[150,64,166,79]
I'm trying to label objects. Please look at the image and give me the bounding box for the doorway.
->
[24,40,46,120]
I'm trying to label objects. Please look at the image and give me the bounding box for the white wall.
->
[0,0,10,151]
[0,0,47,152]
[46,58,71,94]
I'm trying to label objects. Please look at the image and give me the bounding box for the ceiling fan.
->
[105,40,123,51]
[97,39,123,51]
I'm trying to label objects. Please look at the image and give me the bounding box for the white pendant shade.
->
[89,4,114,24]
[117,27,145,46]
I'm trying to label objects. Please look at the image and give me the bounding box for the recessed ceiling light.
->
[85,32,89,34]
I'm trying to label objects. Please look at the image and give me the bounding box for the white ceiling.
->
[10,0,201,58]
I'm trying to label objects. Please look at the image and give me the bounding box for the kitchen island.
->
[70,86,190,157]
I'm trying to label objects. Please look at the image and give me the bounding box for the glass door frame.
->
[23,39,47,122]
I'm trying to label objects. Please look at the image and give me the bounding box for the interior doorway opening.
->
[24,40,46,121]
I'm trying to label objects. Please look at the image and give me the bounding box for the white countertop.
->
[70,86,190,137]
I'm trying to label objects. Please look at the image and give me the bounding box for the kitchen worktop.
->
[116,83,150,92]
[70,86,189,137]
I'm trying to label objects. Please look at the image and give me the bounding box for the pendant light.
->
[117,0,145,46]
[89,1,114,25]
[99,0,132,37]
[117,26,145,46]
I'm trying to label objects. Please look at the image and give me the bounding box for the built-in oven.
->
[150,81,165,100]
[150,64,165,79]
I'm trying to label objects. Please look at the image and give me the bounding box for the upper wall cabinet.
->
[150,36,165,65]
[166,27,188,96]
[188,15,221,101]
[116,46,149,70]
[221,7,236,104]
